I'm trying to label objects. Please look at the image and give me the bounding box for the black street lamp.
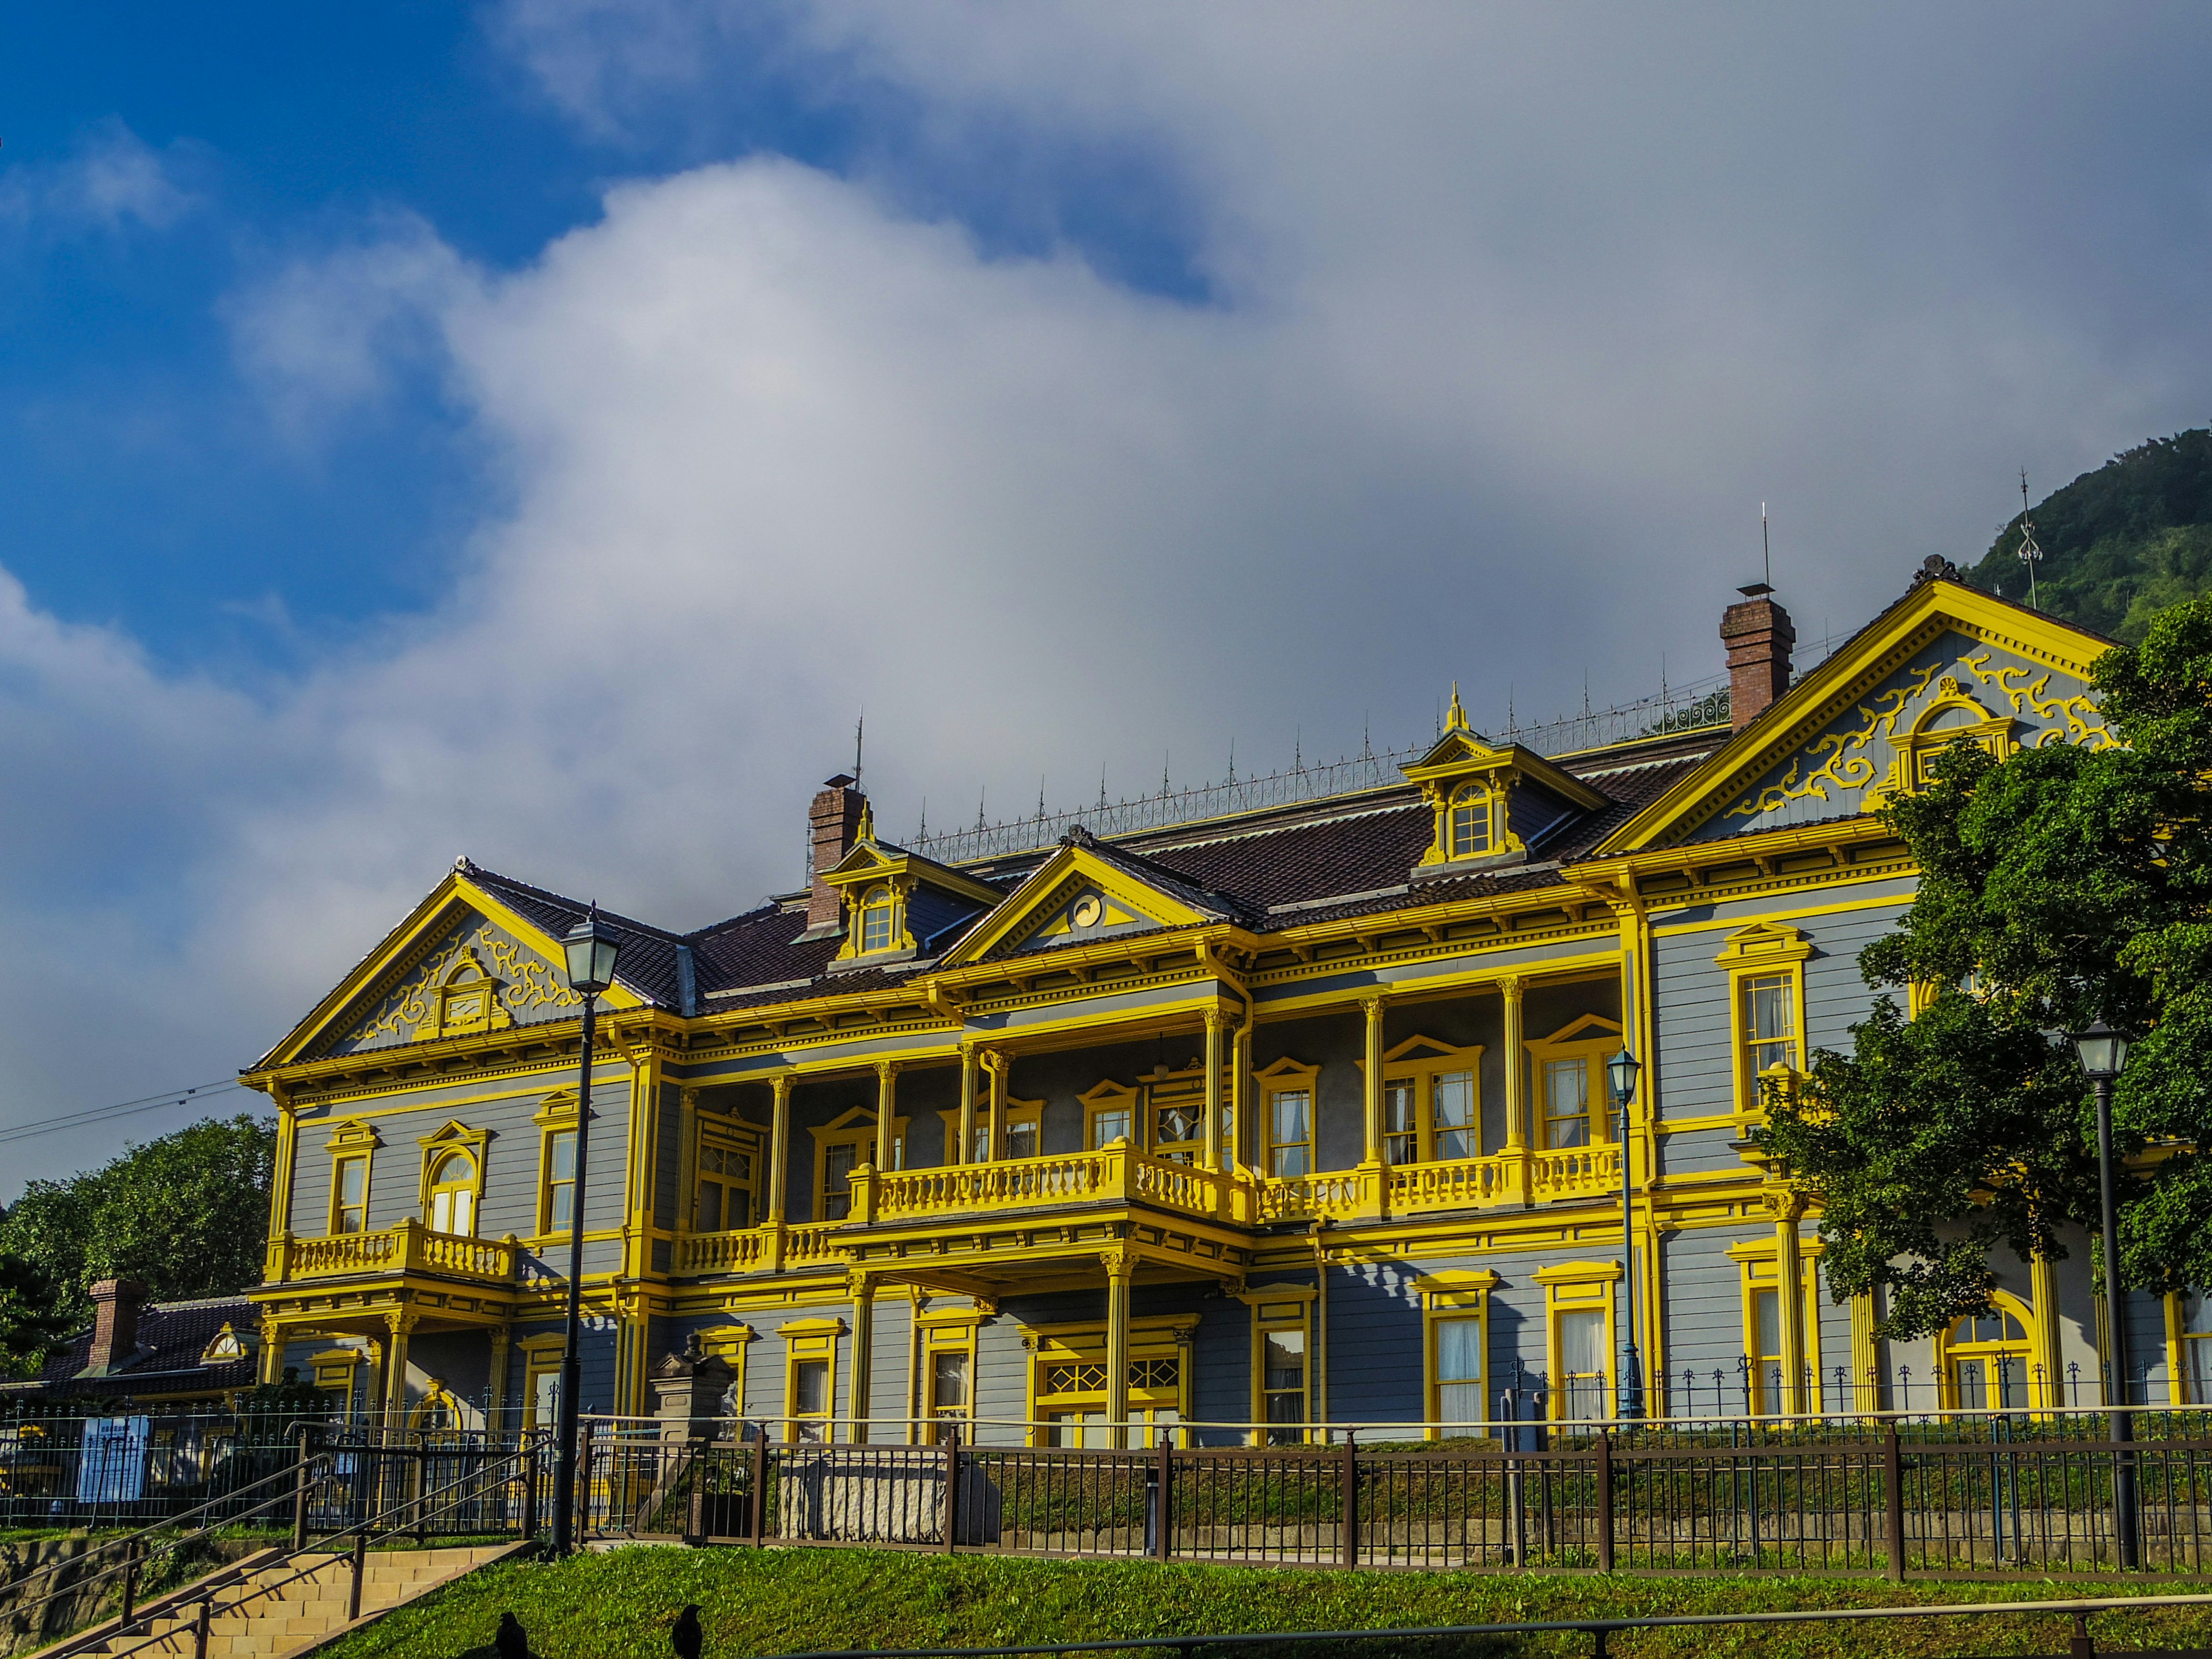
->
[2072,1017,2136,1570]
[1607,1047,1645,1419]
[551,904,620,1555]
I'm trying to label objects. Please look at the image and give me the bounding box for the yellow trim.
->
[1253,1056,1320,1179]
[1244,1296,1315,1444]
[257,872,643,1069]
[1371,1033,1487,1165]
[937,1097,1042,1164]
[1022,1313,1195,1449]
[1079,1078,1140,1151]
[418,1120,489,1237]
[1527,1014,1620,1151]
[2165,1291,2212,1406]
[1600,577,2112,854]
[1422,1279,1492,1437]
[1716,925,1810,1120]
[1536,1261,1620,1420]
[809,1104,910,1219]
[1931,1290,2040,1412]
[937,843,1213,968]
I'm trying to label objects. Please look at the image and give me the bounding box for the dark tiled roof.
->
[21,1297,257,1399]
[407,743,1714,1024]
[463,862,687,1008]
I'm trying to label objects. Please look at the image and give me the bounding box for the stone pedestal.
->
[652,1339,737,1444]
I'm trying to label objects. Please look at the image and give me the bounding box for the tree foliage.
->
[0,1252,70,1378]
[1757,593,2212,1338]
[0,1115,275,1328]
[1967,429,2212,641]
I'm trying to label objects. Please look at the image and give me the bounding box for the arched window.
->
[428,1150,476,1237]
[1448,783,1491,859]
[1945,1306,2032,1410]
[859,885,896,953]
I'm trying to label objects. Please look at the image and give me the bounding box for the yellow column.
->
[1359,993,1387,1163]
[487,1328,511,1427]
[848,1271,874,1445]
[258,1318,286,1385]
[766,1074,792,1225]
[986,1051,1007,1162]
[1203,1010,1227,1171]
[1501,976,1528,1149]
[1849,1290,1878,1414]
[874,1061,898,1173]
[1775,1197,1807,1416]
[2030,1252,2063,1411]
[1231,1016,1254,1173]
[1103,1249,1134,1449]
[263,1084,297,1283]
[675,1088,699,1233]
[957,1044,979,1166]
[383,1312,416,1419]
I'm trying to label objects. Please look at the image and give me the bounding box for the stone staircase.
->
[52,1543,524,1659]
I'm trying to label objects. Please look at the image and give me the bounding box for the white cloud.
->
[5,5,2212,1186]
[0,118,201,236]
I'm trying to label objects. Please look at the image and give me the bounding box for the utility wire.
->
[0,1079,256,1149]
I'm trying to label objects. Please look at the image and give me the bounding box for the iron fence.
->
[570,1412,2212,1578]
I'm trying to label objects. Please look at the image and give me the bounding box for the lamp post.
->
[551,905,620,1556]
[1607,1047,1645,1419]
[2072,1017,2136,1570]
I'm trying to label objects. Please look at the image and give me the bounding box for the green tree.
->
[1757,593,2212,1338]
[0,1115,275,1328]
[0,1252,69,1378]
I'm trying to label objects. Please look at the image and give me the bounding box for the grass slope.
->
[1966,429,2212,642]
[317,1547,2212,1659]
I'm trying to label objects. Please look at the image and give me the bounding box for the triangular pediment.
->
[1596,577,2119,853]
[937,838,1219,967]
[259,871,645,1070]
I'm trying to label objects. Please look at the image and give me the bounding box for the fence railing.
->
[569,1416,2212,1578]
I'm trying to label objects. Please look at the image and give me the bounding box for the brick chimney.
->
[83,1279,146,1376]
[806,774,866,930]
[1721,584,1796,732]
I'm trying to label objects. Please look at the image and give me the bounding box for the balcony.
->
[662,1143,1633,1278]
[1263,1143,1624,1222]
[276,1218,521,1285]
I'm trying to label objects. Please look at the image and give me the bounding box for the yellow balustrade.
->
[283,1218,518,1283]
[862,1144,1253,1226]
[1257,1166,1376,1221]
[669,1223,846,1275]
[1528,1142,1622,1200]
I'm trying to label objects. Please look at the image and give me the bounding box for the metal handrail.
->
[85,1435,544,1659]
[775,1590,2212,1659]
[7,1441,329,1642]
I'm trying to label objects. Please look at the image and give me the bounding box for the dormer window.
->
[859,885,896,953]
[1448,783,1493,859]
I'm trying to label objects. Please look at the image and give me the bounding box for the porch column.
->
[258,1318,286,1385]
[1359,993,1387,1164]
[985,1051,1007,1162]
[874,1061,898,1174]
[957,1044,979,1166]
[1203,1009,1227,1171]
[487,1327,512,1429]
[1103,1249,1134,1449]
[382,1312,417,1421]
[675,1088,699,1233]
[766,1074,792,1225]
[1501,976,1528,1149]
[1775,1196,1808,1416]
[1231,1014,1254,1173]
[847,1271,874,1445]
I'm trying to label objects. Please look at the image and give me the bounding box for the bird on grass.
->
[672,1603,703,1659]
[495,1612,528,1659]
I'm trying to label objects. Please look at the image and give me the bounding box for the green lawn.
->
[314,1547,2212,1659]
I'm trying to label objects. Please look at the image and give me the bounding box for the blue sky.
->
[2,2,2209,1190]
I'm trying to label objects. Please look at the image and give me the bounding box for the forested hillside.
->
[1964,429,2212,641]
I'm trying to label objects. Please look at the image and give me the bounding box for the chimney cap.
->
[821,773,857,790]
[1737,582,1775,599]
